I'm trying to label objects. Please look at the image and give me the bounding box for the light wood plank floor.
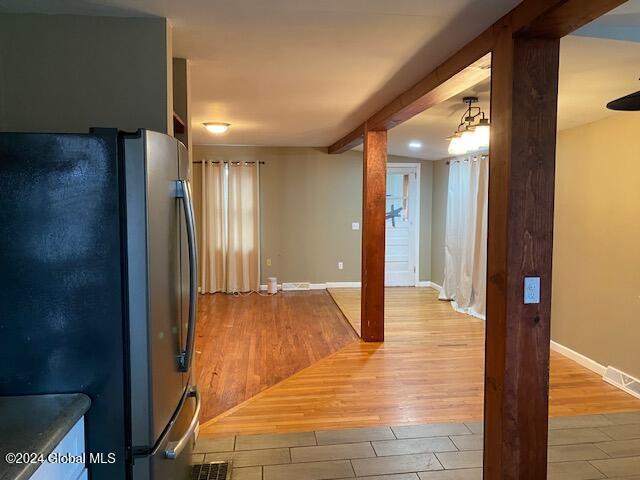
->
[200,287,640,436]
[327,287,362,336]
[196,290,357,421]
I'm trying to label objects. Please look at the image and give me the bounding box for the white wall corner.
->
[427,281,443,292]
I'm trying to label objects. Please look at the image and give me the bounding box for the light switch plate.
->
[352,222,360,231]
[524,277,540,304]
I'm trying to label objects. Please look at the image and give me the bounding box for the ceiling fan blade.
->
[606,91,640,111]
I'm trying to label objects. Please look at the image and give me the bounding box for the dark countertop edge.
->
[0,393,91,480]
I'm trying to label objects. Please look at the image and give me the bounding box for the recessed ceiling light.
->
[203,122,230,134]
[408,141,422,149]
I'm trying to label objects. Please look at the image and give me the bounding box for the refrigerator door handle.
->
[175,179,198,373]
[164,386,201,459]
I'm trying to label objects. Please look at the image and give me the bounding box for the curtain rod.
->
[193,160,265,164]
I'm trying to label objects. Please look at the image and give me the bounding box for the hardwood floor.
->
[328,287,362,336]
[195,290,358,421]
[199,287,640,436]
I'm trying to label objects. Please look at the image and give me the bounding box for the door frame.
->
[386,162,421,286]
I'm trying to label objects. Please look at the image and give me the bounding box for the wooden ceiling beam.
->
[327,0,628,154]
[514,0,628,38]
[369,53,492,132]
[327,123,366,155]
[328,41,492,154]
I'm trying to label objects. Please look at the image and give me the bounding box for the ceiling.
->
[385,34,640,160]
[0,0,638,152]
[0,0,521,145]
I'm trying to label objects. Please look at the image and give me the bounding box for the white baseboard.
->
[260,281,359,290]
[326,281,361,288]
[551,340,640,400]
[550,340,606,376]
[418,281,442,292]
[260,280,442,290]
[603,366,640,400]
[416,281,442,291]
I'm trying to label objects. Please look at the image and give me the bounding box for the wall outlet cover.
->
[352,222,360,230]
[524,277,540,304]
[338,262,344,270]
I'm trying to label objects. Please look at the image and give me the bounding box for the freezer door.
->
[132,381,200,480]
[124,130,186,450]
[177,142,197,388]
[0,131,128,480]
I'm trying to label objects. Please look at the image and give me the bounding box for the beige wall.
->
[413,158,433,282]
[192,145,434,284]
[552,113,640,379]
[430,159,449,286]
[427,114,640,379]
[0,14,172,134]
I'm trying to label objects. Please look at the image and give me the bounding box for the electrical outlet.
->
[524,277,540,304]
[266,258,272,267]
[338,262,344,270]
[352,222,360,231]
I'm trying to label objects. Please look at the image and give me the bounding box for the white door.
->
[385,166,418,286]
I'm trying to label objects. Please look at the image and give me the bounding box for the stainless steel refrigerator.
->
[0,129,199,480]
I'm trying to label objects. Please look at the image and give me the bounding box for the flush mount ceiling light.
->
[447,96,490,156]
[203,122,230,134]
[408,141,423,149]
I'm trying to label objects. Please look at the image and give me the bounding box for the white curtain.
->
[439,155,488,319]
[200,162,226,293]
[200,161,260,293]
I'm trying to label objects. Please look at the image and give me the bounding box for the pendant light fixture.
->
[447,97,490,156]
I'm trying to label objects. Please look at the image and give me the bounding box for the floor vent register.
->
[191,461,231,480]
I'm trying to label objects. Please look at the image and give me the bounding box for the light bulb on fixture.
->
[474,118,490,148]
[203,122,231,134]
[447,133,466,156]
[461,128,479,152]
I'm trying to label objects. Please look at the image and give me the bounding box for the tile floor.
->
[193,411,640,479]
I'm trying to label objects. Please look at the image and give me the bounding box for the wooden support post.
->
[361,128,387,342]
[483,22,560,480]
